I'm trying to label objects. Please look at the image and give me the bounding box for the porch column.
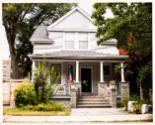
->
[120,62,125,82]
[32,61,36,82]
[76,61,79,83]
[100,61,104,83]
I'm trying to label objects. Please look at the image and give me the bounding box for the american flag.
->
[67,72,72,88]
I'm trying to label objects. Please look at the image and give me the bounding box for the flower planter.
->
[109,84,115,89]
[141,104,149,114]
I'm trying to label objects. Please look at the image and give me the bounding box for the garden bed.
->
[3,108,71,116]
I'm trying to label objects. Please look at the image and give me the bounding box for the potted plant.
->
[71,80,76,89]
[109,80,116,89]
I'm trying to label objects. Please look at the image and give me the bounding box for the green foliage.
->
[133,102,141,114]
[119,97,129,110]
[72,80,76,85]
[22,102,64,111]
[92,3,152,97]
[14,82,38,107]
[33,62,60,104]
[118,94,151,110]
[2,3,76,78]
[109,80,116,85]
[136,61,152,98]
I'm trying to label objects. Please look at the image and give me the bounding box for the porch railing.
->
[52,84,70,95]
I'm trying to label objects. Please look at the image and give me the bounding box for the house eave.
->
[29,54,129,62]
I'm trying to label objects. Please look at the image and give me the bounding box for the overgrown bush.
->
[22,102,64,111]
[33,62,60,104]
[14,82,38,107]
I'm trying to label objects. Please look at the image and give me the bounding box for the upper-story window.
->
[65,33,74,49]
[79,33,88,50]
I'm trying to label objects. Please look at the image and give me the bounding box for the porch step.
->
[80,96,105,99]
[77,104,111,108]
[77,95,111,108]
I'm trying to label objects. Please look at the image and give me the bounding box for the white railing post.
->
[121,62,125,82]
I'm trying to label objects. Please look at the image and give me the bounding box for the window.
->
[65,33,74,49]
[79,41,88,49]
[79,33,88,50]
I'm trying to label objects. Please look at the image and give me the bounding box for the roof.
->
[47,6,94,31]
[30,25,53,44]
[29,50,128,60]
[101,39,117,45]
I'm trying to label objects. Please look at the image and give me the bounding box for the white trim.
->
[32,59,125,63]
[80,65,93,94]
[47,6,93,31]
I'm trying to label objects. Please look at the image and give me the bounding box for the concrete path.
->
[3,114,152,122]
[3,108,153,123]
[71,108,129,116]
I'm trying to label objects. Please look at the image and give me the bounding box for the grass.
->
[3,108,71,116]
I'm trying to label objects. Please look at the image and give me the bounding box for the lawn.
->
[3,108,71,116]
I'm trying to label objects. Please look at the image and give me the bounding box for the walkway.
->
[3,108,152,123]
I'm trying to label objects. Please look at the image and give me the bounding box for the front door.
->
[81,68,91,93]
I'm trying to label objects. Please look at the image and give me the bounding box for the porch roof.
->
[29,50,128,61]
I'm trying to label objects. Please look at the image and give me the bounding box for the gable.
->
[47,7,97,32]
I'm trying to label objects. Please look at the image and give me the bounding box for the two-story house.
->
[29,7,129,108]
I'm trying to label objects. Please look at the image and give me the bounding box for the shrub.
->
[119,97,129,110]
[33,62,60,104]
[22,102,64,111]
[14,83,38,107]
[133,102,142,114]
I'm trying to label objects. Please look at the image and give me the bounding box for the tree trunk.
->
[5,29,21,79]
[10,54,21,79]
[140,83,143,100]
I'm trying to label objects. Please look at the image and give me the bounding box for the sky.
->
[2,3,113,59]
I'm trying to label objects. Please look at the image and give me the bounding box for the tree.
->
[3,3,76,78]
[92,3,152,98]
[34,61,60,103]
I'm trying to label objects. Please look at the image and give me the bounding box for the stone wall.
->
[53,99,71,108]
[119,82,130,100]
